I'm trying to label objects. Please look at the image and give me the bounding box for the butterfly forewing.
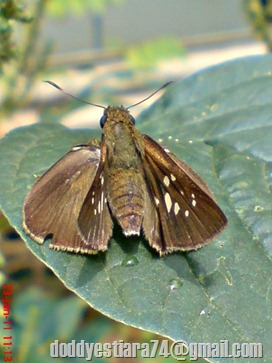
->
[142,135,227,255]
[23,143,101,253]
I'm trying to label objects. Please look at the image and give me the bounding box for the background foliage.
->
[0,55,271,362]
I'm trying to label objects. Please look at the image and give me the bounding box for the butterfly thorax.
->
[102,107,146,236]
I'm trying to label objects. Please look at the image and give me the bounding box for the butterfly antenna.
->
[44,81,106,109]
[127,81,173,109]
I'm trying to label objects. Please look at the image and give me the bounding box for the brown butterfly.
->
[22,82,227,256]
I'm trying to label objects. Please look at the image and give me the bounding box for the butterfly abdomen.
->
[107,168,146,236]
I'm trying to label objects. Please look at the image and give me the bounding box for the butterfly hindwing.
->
[77,144,113,252]
[142,135,227,255]
[23,142,102,254]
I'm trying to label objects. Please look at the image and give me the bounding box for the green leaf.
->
[1,55,272,362]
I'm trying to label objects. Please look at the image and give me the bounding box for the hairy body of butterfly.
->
[23,106,227,256]
[103,107,146,236]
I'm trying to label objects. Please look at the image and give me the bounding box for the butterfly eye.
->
[130,115,136,125]
[100,115,107,128]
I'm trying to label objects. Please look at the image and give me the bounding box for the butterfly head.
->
[99,106,136,129]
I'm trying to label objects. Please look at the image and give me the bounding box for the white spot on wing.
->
[174,203,180,215]
[185,210,189,217]
[101,176,104,185]
[94,149,101,157]
[72,146,83,151]
[170,174,176,181]
[155,197,160,206]
[164,193,172,213]
[192,193,195,199]
[163,175,170,187]
[98,201,101,213]
[101,192,104,211]
[164,148,170,153]
[192,199,196,207]
[91,197,94,204]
